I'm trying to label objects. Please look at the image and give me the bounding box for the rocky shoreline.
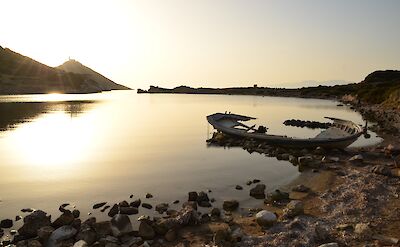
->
[1,99,400,247]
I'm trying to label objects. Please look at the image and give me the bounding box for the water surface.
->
[0,91,380,225]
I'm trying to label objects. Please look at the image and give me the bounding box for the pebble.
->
[255,210,277,227]
[235,185,243,190]
[145,193,153,199]
[250,184,266,199]
[0,219,13,228]
[142,203,153,209]
[130,199,141,207]
[93,202,107,209]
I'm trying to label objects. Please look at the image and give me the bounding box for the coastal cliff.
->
[0,46,130,94]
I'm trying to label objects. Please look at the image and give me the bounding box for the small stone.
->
[15,215,22,221]
[101,205,110,212]
[246,181,252,186]
[0,219,13,228]
[292,184,310,193]
[164,229,177,242]
[129,194,134,198]
[93,202,107,209]
[138,221,155,240]
[119,207,139,215]
[223,200,239,211]
[21,208,34,213]
[210,208,221,217]
[267,189,289,201]
[283,200,304,218]
[52,210,74,228]
[173,200,179,204]
[142,203,153,209]
[72,210,80,218]
[250,184,266,199]
[349,154,363,162]
[354,223,372,237]
[318,243,338,247]
[255,210,277,227]
[145,193,153,199]
[197,191,210,203]
[235,185,243,190]
[252,179,260,183]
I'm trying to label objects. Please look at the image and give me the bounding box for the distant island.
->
[0,46,130,94]
[138,70,400,108]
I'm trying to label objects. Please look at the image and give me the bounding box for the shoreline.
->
[1,95,399,246]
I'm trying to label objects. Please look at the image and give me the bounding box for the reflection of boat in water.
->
[207,113,366,149]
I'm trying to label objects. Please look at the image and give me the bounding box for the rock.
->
[182,201,197,210]
[138,221,155,240]
[73,240,88,247]
[231,227,243,242]
[47,226,77,247]
[142,203,152,209]
[108,204,119,217]
[72,210,80,219]
[155,203,169,214]
[298,156,319,167]
[253,179,260,183]
[16,215,22,221]
[119,207,139,215]
[76,227,97,245]
[322,156,339,163]
[200,214,211,223]
[120,235,142,246]
[188,192,198,201]
[118,201,129,207]
[100,205,110,212]
[52,210,74,228]
[21,208,34,213]
[255,210,277,227]
[283,200,304,218]
[145,193,153,199]
[210,208,221,217]
[18,210,51,237]
[164,229,177,242]
[372,234,399,245]
[235,185,243,190]
[267,189,289,201]
[110,214,133,237]
[336,223,353,231]
[197,201,212,207]
[37,226,54,242]
[93,221,112,238]
[349,154,363,162]
[249,184,266,199]
[130,199,141,207]
[93,202,107,209]
[0,229,3,238]
[246,181,252,186]
[197,191,210,203]
[28,240,42,247]
[213,229,229,245]
[292,184,310,193]
[223,200,239,211]
[354,223,372,238]
[82,217,96,227]
[173,200,179,204]
[0,219,13,228]
[318,243,338,247]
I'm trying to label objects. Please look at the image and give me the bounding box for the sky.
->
[1,0,399,89]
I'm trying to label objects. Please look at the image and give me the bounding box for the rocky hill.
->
[0,46,130,94]
[57,60,129,91]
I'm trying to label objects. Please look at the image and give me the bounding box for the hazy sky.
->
[1,0,399,89]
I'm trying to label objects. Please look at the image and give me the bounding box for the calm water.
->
[0,91,381,226]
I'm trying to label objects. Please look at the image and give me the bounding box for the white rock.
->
[349,154,363,162]
[255,210,277,227]
[73,240,88,247]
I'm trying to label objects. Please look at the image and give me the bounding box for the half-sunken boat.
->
[207,113,366,149]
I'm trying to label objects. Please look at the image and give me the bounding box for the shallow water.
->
[0,91,381,227]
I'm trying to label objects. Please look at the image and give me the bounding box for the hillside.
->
[57,60,129,90]
[0,46,130,94]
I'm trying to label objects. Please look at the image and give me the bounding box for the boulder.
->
[255,210,277,227]
[249,184,266,199]
[52,210,75,228]
[18,210,51,237]
[188,192,198,201]
[0,219,13,228]
[110,214,133,237]
[47,226,77,247]
[75,227,97,245]
[130,199,141,208]
[138,221,155,240]
[222,200,239,211]
[93,221,112,238]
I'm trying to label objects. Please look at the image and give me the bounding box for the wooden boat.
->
[207,113,366,149]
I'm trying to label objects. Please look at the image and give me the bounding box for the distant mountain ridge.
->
[0,46,130,94]
[57,60,129,91]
